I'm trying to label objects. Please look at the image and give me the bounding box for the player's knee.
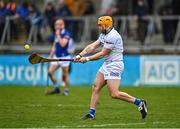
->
[110,92,119,99]
[62,73,68,80]
[92,84,100,93]
[48,70,54,77]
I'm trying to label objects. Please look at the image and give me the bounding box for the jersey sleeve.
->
[61,32,70,40]
[64,34,70,39]
[98,34,104,47]
[98,34,102,42]
[103,36,115,50]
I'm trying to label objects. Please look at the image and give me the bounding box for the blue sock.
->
[55,87,59,92]
[89,108,96,116]
[134,99,142,106]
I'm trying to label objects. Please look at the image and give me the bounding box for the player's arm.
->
[79,40,101,57]
[78,37,115,63]
[89,48,111,61]
[56,30,68,47]
[78,48,111,63]
[56,36,68,47]
[49,42,56,58]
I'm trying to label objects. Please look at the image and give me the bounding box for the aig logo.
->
[141,59,180,85]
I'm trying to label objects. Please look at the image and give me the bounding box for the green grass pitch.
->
[0,86,180,128]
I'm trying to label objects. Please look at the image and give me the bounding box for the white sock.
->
[62,81,65,87]
[55,81,60,88]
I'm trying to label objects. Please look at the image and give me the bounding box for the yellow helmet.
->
[98,16,113,28]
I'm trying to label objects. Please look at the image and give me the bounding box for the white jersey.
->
[98,28,123,63]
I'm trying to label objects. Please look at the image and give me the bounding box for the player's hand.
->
[48,55,52,58]
[79,57,87,63]
[55,29,60,37]
[48,53,54,58]
[74,55,82,62]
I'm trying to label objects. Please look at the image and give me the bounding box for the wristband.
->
[79,54,82,57]
[85,57,90,62]
[76,54,82,58]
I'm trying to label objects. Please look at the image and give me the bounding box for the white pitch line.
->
[152,121,167,125]
[56,122,146,128]
[29,104,42,107]
[56,103,128,107]
[56,121,175,128]
[57,104,86,107]
[77,122,146,127]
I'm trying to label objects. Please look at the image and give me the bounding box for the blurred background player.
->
[46,19,73,96]
[75,16,147,120]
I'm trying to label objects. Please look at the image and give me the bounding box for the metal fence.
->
[0,15,180,53]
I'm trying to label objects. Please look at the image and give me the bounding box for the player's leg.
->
[61,66,69,96]
[107,79,135,102]
[48,64,58,84]
[90,72,106,109]
[46,64,60,94]
[81,72,106,120]
[60,58,70,96]
[107,79,147,119]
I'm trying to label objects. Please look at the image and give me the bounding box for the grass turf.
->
[0,86,180,128]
